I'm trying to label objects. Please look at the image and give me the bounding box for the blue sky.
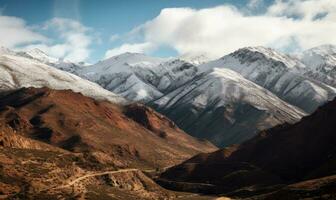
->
[0,0,335,63]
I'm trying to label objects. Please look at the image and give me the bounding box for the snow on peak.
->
[0,46,16,55]
[0,46,10,53]
[156,67,304,117]
[298,44,336,87]
[200,46,302,74]
[153,67,305,146]
[179,53,213,65]
[23,48,58,63]
[232,46,304,69]
[0,53,125,104]
[198,46,336,113]
[27,48,48,56]
[300,44,336,68]
[304,44,336,55]
[92,52,167,73]
[75,53,169,102]
[103,52,166,63]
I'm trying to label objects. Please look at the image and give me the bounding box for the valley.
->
[1,44,336,199]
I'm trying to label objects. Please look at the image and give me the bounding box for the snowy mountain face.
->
[71,49,305,146]
[138,59,199,93]
[178,53,212,65]
[16,48,83,73]
[77,52,167,102]
[200,47,336,113]
[151,68,305,147]
[300,45,336,88]
[0,47,16,55]
[0,52,124,104]
[76,53,199,102]
[19,48,58,63]
[3,45,336,148]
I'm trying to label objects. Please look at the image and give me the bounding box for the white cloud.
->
[0,15,46,48]
[0,15,94,62]
[121,0,336,59]
[39,18,93,62]
[104,42,155,58]
[268,0,336,20]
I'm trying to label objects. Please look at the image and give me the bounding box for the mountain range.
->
[7,44,335,147]
[0,88,215,199]
[1,44,336,199]
[76,45,336,146]
[159,93,336,199]
[0,47,217,199]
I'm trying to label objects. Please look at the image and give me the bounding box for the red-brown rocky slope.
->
[0,87,216,169]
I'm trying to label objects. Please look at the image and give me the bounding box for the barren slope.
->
[0,87,216,169]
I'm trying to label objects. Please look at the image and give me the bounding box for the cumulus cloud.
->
[0,15,94,62]
[0,15,46,48]
[37,18,93,62]
[268,0,336,20]
[104,42,155,58]
[115,0,336,59]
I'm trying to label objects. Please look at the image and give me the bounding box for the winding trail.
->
[56,168,139,189]
[43,167,228,199]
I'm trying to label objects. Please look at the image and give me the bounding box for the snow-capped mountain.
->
[77,52,167,102]
[19,48,58,63]
[76,53,200,102]
[138,59,199,93]
[200,46,336,113]
[151,68,305,147]
[0,51,124,104]
[299,45,336,88]
[4,44,336,147]
[179,53,212,65]
[0,47,16,55]
[16,48,83,73]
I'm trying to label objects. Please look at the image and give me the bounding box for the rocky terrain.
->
[1,44,336,199]
[200,46,336,113]
[4,45,336,148]
[0,124,173,199]
[159,97,336,199]
[0,87,215,168]
[151,68,305,146]
[63,45,336,147]
[0,50,124,104]
[0,87,216,199]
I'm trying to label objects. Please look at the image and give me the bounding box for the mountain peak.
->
[301,44,336,65]
[0,46,15,55]
[95,52,167,71]
[27,48,48,55]
[114,51,144,58]
[103,52,156,62]
[303,44,336,56]
[21,48,59,64]
[242,46,274,53]
[179,52,212,65]
[227,46,304,69]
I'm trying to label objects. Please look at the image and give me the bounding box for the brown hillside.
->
[0,87,216,169]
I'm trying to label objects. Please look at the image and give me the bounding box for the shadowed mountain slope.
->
[159,97,336,199]
[151,68,305,147]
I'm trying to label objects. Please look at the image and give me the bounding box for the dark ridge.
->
[158,97,336,198]
[0,88,47,109]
